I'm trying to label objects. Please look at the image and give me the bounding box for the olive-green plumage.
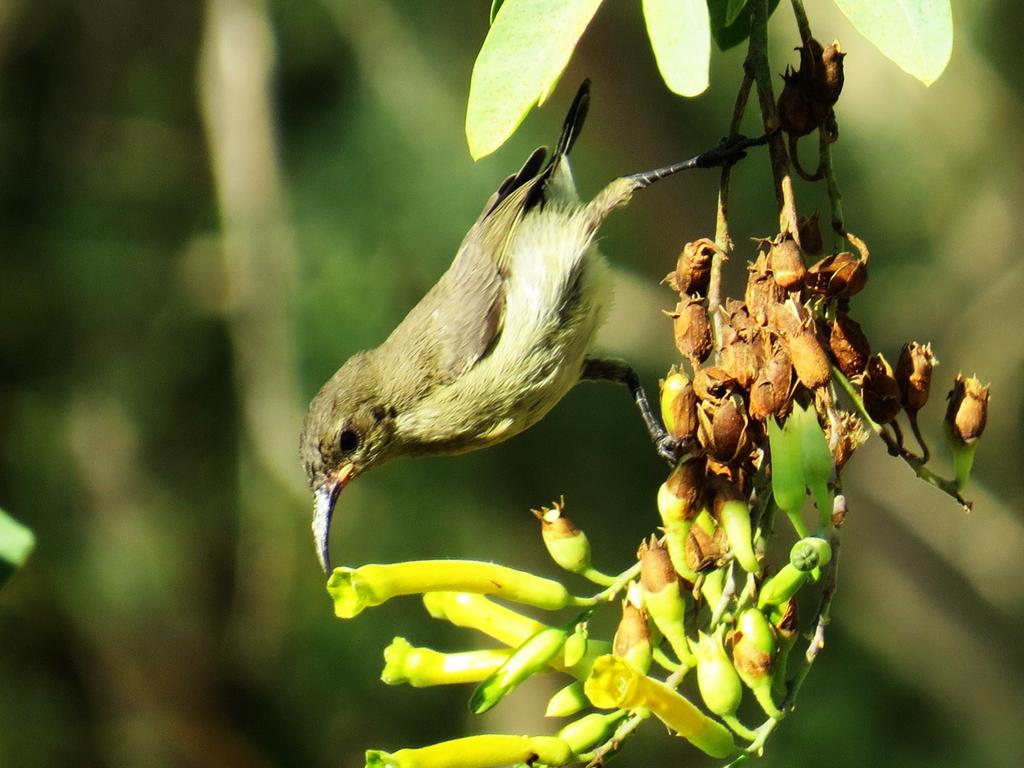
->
[300,81,761,571]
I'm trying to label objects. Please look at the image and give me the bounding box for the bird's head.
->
[300,351,398,572]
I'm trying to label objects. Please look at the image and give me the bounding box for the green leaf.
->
[489,0,505,25]
[467,0,604,159]
[642,0,711,97]
[0,507,35,588]
[724,0,747,26]
[832,0,952,85]
[707,0,781,51]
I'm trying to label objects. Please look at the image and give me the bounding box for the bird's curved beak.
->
[312,462,356,573]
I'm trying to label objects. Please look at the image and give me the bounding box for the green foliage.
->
[466,0,604,159]
[833,0,953,85]
[642,0,711,97]
[708,0,781,50]
[469,0,952,157]
[0,508,34,588]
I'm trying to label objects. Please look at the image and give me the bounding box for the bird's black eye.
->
[338,428,361,454]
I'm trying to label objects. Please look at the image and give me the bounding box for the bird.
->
[300,80,763,572]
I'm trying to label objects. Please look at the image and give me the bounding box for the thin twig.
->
[747,0,799,238]
[832,368,971,509]
[711,70,755,352]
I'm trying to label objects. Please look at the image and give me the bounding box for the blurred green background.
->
[1,1,1022,766]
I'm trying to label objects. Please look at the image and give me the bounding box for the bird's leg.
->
[580,357,684,466]
[626,133,770,188]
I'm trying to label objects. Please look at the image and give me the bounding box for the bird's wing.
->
[380,81,593,385]
[424,80,593,380]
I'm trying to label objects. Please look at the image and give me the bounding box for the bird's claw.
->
[656,434,686,466]
[696,133,770,169]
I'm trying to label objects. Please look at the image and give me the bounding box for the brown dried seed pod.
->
[806,251,867,298]
[719,338,764,390]
[724,298,758,341]
[668,297,712,365]
[685,523,728,573]
[768,233,807,291]
[639,536,677,593]
[945,373,990,446]
[772,301,831,389]
[798,213,824,256]
[895,342,936,414]
[814,40,846,107]
[825,411,868,470]
[745,256,787,326]
[665,238,717,297]
[613,599,651,660]
[777,67,816,138]
[749,352,794,422]
[698,394,752,465]
[693,367,735,403]
[861,354,902,424]
[828,313,871,378]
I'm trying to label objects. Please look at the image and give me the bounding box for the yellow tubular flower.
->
[381,637,512,687]
[584,655,735,758]
[365,735,573,768]
[329,560,575,618]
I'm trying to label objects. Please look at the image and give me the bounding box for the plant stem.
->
[832,368,971,510]
[747,0,799,237]
[711,71,755,353]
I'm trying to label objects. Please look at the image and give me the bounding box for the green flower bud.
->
[563,622,589,668]
[945,374,990,491]
[534,498,592,574]
[557,711,626,756]
[423,592,610,680]
[715,494,760,574]
[639,538,693,667]
[381,637,510,687]
[789,536,832,572]
[365,735,574,768]
[584,655,736,758]
[545,680,589,718]
[612,598,653,674]
[694,629,743,718]
[470,624,571,714]
[732,609,782,719]
[658,457,705,526]
[329,561,575,618]
[757,564,809,609]
[660,369,698,442]
[700,566,726,609]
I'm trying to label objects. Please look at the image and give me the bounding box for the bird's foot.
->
[695,133,770,169]
[656,434,687,466]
